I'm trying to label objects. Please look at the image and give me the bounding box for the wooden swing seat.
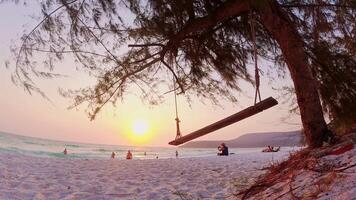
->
[168,97,278,146]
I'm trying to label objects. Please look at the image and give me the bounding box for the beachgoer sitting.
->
[262,146,272,152]
[126,150,132,160]
[111,152,116,159]
[63,148,67,155]
[269,145,274,151]
[273,146,281,152]
[262,146,280,152]
[217,143,229,156]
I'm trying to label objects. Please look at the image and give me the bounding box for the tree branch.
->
[74,57,161,116]
[128,43,164,47]
[77,17,120,64]
[128,51,161,65]
[90,78,125,120]
[281,4,356,9]
[25,48,112,59]
[161,59,185,94]
[163,0,250,55]
[15,0,79,76]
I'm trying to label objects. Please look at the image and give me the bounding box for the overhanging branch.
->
[128,43,164,47]
[281,3,356,9]
[161,59,185,94]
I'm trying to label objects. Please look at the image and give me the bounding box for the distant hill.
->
[180,130,303,148]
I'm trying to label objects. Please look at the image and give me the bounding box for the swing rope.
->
[250,11,262,105]
[171,58,181,139]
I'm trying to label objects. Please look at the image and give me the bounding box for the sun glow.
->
[132,120,149,136]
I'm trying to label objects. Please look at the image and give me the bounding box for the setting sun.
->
[132,120,149,136]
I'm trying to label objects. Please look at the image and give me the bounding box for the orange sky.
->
[0,2,302,147]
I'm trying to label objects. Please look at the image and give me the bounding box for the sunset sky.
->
[0,2,302,147]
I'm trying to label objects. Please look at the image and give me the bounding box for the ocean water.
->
[0,131,292,160]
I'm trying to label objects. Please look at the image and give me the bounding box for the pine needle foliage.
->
[5,0,356,122]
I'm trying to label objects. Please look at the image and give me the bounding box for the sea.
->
[0,131,294,160]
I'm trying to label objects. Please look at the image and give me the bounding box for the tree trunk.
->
[255,0,330,147]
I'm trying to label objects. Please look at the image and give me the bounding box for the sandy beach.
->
[0,151,290,199]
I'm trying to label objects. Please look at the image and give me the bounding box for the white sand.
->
[0,151,290,200]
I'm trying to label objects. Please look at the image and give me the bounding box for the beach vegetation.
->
[236,135,356,199]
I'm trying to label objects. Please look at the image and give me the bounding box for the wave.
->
[0,146,20,154]
[96,148,111,152]
[24,141,46,146]
[95,148,128,153]
[65,144,80,148]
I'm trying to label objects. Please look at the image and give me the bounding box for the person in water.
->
[175,150,178,158]
[217,143,229,156]
[63,148,67,155]
[111,152,116,159]
[126,150,132,160]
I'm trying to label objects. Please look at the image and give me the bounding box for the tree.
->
[7,0,356,148]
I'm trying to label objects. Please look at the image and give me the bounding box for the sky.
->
[0,2,302,147]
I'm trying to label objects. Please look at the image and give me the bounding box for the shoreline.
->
[0,151,291,199]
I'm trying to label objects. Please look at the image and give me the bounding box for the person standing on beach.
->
[63,148,67,155]
[126,150,132,160]
[175,150,178,158]
[111,152,116,159]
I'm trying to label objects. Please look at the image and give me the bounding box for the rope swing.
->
[250,11,262,105]
[168,11,278,146]
[171,58,182,140]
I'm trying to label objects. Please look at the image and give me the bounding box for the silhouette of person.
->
[63,148,67,155]
[175,150,178,158]
[217,143,229,156]
[126,150,132,160]
[111,152,116,159]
